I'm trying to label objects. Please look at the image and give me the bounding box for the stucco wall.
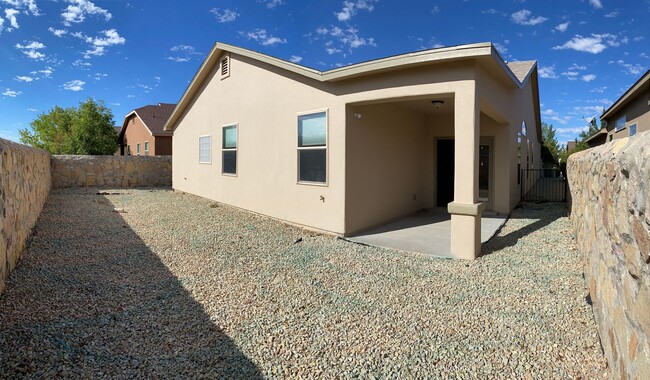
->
[52,155,172,188]
[0,139,51,294]
[567,132,650,379]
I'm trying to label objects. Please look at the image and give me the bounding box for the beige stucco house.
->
[601,69,650,143]
[163,42,542,259]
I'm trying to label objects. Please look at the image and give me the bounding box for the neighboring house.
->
[163,42,542,259]
[118,103,176,156]
[566,141,576,154]
[601,69,650,144]
[584,127,608,148]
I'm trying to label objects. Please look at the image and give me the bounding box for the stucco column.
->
[448,83,483,259]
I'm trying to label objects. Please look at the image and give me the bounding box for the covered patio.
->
[346,209,507,258]
[344,86,520,260]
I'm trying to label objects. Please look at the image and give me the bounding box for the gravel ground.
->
[0,188,607,378]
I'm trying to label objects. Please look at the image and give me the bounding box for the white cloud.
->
[588,0,602,9]
[335,0,376,22]
[126,94,135,98]
[62,0,112,25]
[62,79,85,91]
[2,0,40,15]
[556,126,589,135]
[15,40,46,60]
[569,63,587,70]
[482,9,498,15]
[26,108,39,112]
[511,9,547,26]
[166,45,202,62]
[430,6,440,15]
[553,34,621,54]
[562,71,579,80]
[92,72,107,80]
[15,75,33,82]
[590,86,608,93]
[289,55,302,63]
[538,65,558,79]
[2,88,22,97]
[73,59,92,69]
[312,25,376,54]
[73,29,125,58]
[605,11,619,18]
[4,8,19,29]
[48,27,68,37]
[210,8,239,23]
[259,0,284,9]
[109,102,120,106]
[541,108,573,125]
[493,42,508,56]
[242,29,287,46]
[610,59,646,76]
[581,74,597,82]
[554,22,569,33]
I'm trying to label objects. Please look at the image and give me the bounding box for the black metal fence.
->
[521,168,567,202]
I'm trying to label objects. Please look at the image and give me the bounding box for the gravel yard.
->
[0,188,607,378]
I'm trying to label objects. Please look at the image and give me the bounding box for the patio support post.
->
[448,83,484,259]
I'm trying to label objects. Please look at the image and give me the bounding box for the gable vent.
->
[220,55,230,79]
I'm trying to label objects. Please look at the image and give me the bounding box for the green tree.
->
[541,122,561,165]
[19,106,75,154]
[20,98,118,155]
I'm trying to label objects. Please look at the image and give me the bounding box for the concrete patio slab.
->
[346,208,507,258]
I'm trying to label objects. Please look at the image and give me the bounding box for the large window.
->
[144,141,149,156]
[629,124,637,137]
[222,125,237,175]
[615,115,626,131]
[298,111,327,183]
[199,135,211,164]
[137,143,141,156]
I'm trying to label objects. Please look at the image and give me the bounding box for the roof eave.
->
[601,69,650,120]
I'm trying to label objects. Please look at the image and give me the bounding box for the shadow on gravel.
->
[480,202,566,258]
[0,188,262,379]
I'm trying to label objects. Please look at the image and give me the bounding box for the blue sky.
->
[1,0,648,145]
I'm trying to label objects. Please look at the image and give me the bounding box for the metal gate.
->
[521,168,567,202]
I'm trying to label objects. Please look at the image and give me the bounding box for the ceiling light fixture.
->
[431,100,444,109]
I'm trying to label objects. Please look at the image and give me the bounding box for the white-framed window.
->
[144,141,149,156]
[615,115,626,131]
[297,110,327,184]
[137,143,141,156]
[199,135,211,164]
[222,124,237,175]
[629,124,637,137]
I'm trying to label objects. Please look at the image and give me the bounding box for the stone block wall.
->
[568,132,650,379]
[52,155,172,188]
[0,139,51,294]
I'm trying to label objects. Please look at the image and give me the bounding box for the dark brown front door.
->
[437,139,454,207]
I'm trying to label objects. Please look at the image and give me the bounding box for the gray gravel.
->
[0,188,607,378]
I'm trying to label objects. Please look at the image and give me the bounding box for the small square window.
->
[199,136,211,164]
[629,124,637,137]
[222,125,237,175]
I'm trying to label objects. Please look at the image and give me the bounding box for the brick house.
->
[118,103,176,156]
